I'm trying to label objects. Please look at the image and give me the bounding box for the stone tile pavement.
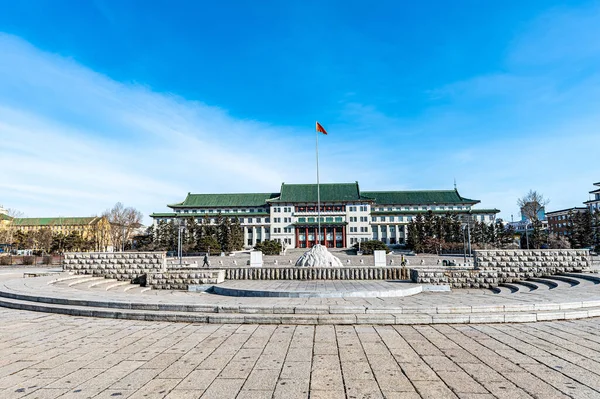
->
[2,308,600,398]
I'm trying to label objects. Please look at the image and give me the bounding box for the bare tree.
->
[0,208,24,248]
[517,190,550,249]
[102,203,143,252]
[517,190,549,223]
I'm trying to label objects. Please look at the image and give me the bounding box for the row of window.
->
[348,206,368,212]
[374,205,469,211]
[348,216,369,222]
[272,207,293,213]
[349,227,370,233]
[177,208,265,214]
[297,217,344,223]
[272,227,293,233]
[272,217,293,223]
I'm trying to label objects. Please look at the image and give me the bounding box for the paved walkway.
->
[3,308,600,398]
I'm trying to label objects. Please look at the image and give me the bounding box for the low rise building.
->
[546,207,588,236]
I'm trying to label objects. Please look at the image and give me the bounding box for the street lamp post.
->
[177,219,185,266]
[462,225,467,263]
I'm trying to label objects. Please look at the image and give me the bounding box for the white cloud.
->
[1,0,599,231]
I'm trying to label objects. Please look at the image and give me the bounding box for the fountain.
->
[295,244,343,267]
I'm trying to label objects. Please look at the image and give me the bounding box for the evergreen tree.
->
[231,217,244,251]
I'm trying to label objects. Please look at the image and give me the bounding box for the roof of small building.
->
[169,193,279,208]
[12,217,99,226]
[546,207,588,216]
[0,214,13,221]
[362,189,479,205]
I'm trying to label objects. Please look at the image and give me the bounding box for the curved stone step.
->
[498,283,520,293]
[88,279,118,289]
[123,285,151,294]
[105,281,132,291]
[526,278,555,290]
[512,281,540,292]
[542,275,582,287]
[562,273,600,284]
[492,286,515,295]
[2,293,600,325]
[67,277,107,287]
[528,278,563,289]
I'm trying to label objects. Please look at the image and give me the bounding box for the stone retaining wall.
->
[410,268,499,288]
[474,249,590,280]
[411,249,591,288]
[63,252,166,282]
[225,267,410,281]
[148,270,225,290]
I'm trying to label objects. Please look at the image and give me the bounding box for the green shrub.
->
[22,256,35,265]
[352,240,390,255]
[42,256,53,265]
[254,240,282,255]
[0,256,12,266]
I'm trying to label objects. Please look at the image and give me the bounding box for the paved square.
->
[2,309,600,398]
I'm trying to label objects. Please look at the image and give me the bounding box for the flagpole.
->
[316,124,321,246]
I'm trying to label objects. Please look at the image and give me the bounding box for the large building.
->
[151,182,499,249]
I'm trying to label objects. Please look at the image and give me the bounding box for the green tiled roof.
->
[151,212,269,218]
[0,214,13,221]
[269,182,365,203]
[362,190,479,205]
[169,193,278,208]
[12,217,99,226]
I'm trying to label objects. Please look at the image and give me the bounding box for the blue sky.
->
[1,0,599,224]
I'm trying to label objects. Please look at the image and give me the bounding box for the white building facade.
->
[150,182,499,249]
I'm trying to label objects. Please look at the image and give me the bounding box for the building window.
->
[248,218,253,223]
[335,217,343,222]
[257,218,262,223]
[380,216,386,222]
[298,218,306,222]
[389,216,394,222]
[360,206,367,212]
[372,217,376,222]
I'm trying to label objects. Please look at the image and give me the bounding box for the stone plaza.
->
[1,246,600,398]
[3,307,600,398]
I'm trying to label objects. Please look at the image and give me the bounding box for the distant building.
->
[11,216,112,251]
[546,207,587,237]
[584,182,600,212]
[520,204,546,222]
[151,182,500,249]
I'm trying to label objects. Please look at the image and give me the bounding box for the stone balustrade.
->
[224,266,410,280]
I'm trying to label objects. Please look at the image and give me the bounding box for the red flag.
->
[316,121,328,135]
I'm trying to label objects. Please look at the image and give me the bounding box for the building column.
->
[243,226,248,247]
[333,226,337,248]
[305,227,309,248]
[295,228,300,248]
[252,226,257,246]
[323,227,327,247]
[342,226,346,248]
[385,224,390,244]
